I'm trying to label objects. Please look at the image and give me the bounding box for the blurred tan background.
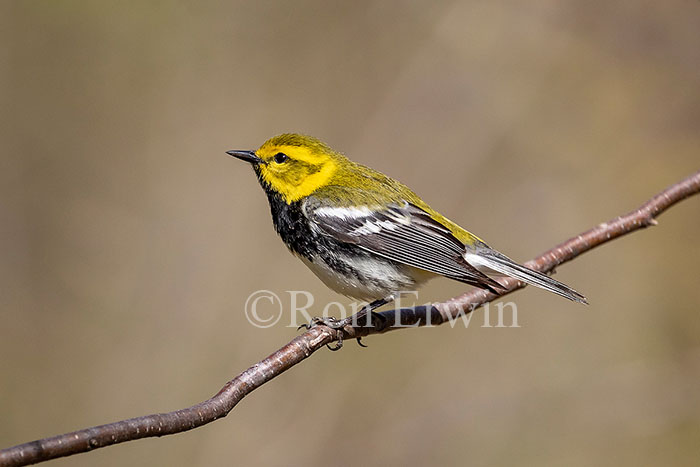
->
[2,1,700,466]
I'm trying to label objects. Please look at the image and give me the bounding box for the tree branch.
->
[2,170,699,467]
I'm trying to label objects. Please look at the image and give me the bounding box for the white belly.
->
[300,254,433,301]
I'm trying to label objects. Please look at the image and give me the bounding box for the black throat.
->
[258,176,318,260]
[253,166,372,278]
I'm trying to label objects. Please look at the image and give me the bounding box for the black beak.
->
[226,150,262,164]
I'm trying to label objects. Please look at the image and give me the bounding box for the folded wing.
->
[308,200,504,294]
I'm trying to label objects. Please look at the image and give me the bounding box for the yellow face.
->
[252,135,339,203]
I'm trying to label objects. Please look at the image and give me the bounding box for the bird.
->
[228,134,586,348]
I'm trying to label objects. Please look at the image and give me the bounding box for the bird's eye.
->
[273,152,289,164]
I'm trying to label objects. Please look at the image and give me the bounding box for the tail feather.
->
[464,249,587,304]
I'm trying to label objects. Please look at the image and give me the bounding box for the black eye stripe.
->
[273,152,289,163]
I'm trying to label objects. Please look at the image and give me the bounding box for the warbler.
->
[228,134,586,339]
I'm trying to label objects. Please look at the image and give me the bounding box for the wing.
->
[307,198,504,293]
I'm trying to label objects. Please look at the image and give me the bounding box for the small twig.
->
[2,170,699,467]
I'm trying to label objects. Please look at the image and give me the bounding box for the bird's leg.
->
[347,296,393,329]
[298,296,395,351]
[349,296,393,348]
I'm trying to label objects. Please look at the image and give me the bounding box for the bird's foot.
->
[297,315,345,331]
[297,296,394,351]
[297,316,352,351]
[297,311,385,350]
